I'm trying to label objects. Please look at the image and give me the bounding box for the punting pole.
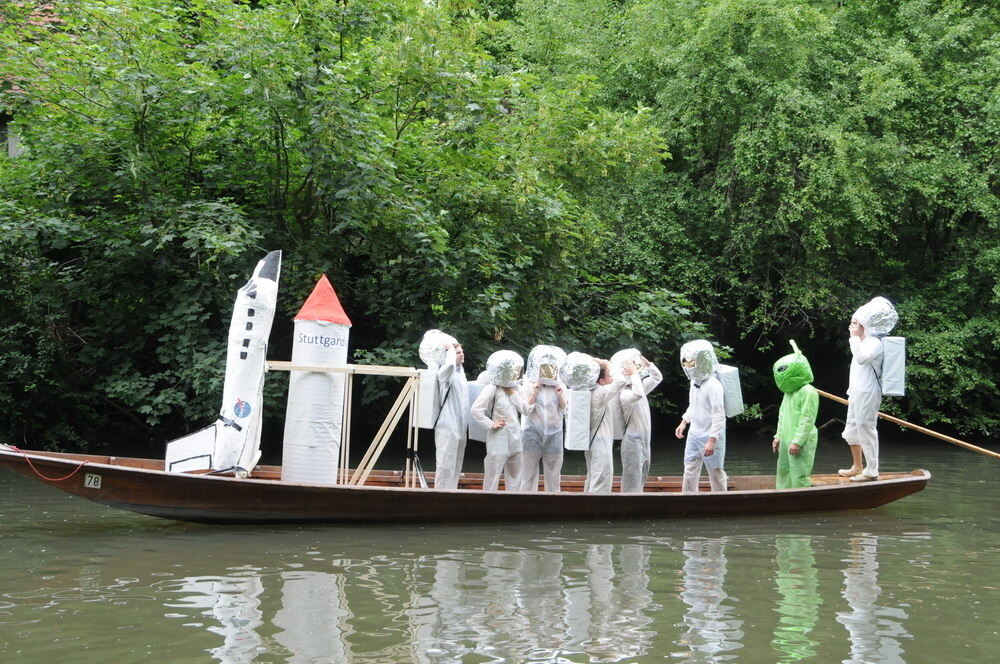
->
[404,377,415,487]
[817,389,1000,459]
[340,373,353,485]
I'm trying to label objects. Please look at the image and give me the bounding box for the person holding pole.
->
[839,297,897,482]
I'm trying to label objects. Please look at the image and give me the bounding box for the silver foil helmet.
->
[418,329,458,370]
[485,350,524,388]
[679,339,718,384]
[852,297,898,337]
[561,352,600,390]
[526,345,566,386]
[610,348,646,381]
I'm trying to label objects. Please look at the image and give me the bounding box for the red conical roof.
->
[295,274,352,326]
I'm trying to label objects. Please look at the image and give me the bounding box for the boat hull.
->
[0,447,930,524]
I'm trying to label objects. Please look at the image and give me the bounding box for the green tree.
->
[499,0,999,435]
[0,0,678,449]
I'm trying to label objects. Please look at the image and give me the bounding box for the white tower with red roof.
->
[281,275,352,484]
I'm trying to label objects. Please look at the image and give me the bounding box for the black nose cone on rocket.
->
[258,250,282,282]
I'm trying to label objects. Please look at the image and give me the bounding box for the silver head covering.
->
[418,329,458,370]
[526,345,566,386]
[485,350,524,388]
[561,351,600,390]
[610,348,646,381]
[679,339,718,384]
[852,297,898,337]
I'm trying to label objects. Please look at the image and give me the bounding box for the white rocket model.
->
[280,275,352,484]
[165,250,282,476]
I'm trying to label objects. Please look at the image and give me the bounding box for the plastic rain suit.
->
[842,297,896,480]
[619,363,663,493]
[679,340,727,493]
[843,335,883,479]
[434,345,470,490]
[520,378,566,492]
[584,378,626,494]
[472,384,527,491]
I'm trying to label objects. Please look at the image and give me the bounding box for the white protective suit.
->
[471,384,527,491]
[843,335,884,479]
[520,381,566,492]
[681,375,728,492]
[585,379,626,494]
[434,346,470,490]
[618,363,663,493]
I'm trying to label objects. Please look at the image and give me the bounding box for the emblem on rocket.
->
[165,250,282,477]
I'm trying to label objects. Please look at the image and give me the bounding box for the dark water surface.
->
[1,431,997,663]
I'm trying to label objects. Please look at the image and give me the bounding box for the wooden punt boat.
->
[0,446,930,524]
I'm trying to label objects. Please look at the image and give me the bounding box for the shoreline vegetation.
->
[1,1,996,454]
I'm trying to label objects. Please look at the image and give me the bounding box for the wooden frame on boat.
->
[265,360,429,487]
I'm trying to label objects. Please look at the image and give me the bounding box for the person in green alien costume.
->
[771,341,819,489]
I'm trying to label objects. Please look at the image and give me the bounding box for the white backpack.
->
[416,368,439,429]
[715,364,745,417]
[878,336,906,397]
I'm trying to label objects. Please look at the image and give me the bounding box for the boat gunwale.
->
[0,446,931,497]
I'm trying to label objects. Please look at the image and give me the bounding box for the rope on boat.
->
[9,446,88,482]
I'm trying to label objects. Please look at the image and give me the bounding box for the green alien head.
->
[773,340,814,394]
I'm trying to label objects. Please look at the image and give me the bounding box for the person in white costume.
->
[584,360,626,494]
[471,351,527,491]
[520,347,567,492]
[618,355,663,493]
[839,297,898,481]
[675,340,728,493]
[434,342,470,490]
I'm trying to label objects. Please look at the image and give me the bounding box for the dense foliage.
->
[0,0,995,452]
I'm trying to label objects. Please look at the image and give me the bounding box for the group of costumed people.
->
[420,297,898,493]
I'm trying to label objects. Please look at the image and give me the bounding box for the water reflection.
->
[836,536,911,664]
[169,574,264,663]
[156,533,919,664]
[675,539,743,661]
[409,558,474,663]
[273,571,351,664]
[592,544,656,660]
[409,545,657,663]
[771,536,820,662]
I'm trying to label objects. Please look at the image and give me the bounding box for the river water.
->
[1,431,997,663]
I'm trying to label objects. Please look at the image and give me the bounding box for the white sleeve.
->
[509,388,528,415]
[592,380,625,411]
[681,383,695,422]
[642,363,663,395]
[470,385,496,428]
[707,381,726,438]
[437,347,457,396]
[850,336,883,366]
[620,373,644,405]
[521,383,536,416]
